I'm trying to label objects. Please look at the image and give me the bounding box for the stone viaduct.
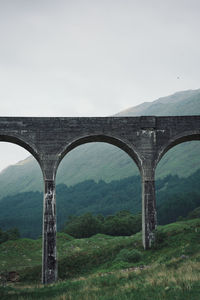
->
[0,116,200,284]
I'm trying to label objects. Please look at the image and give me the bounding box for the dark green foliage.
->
[63,213,102,238]
[187,207,200,219]
[177,207,200,222]
[157,192,200,225]
[0,227,20,244]
[0,228,8,244]
[56,175,142,226]
[6,227,20,240]
[102,211,142,236]
[20,265,42,283]
[0,176,142,238]
[0,169,200,238]
[0,191,43,239]
[156,170,200,224]
[115,248,142,263]
[151,229,168,249]
[63,211,142,238]
[155,230,167,244]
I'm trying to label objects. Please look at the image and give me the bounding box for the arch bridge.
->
[0,115,200,284]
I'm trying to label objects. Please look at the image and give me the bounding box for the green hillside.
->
[0,88,199,199]
[116,89,200,116]
[0,170,200,239]
[0,218,200,299]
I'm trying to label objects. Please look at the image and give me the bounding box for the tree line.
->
[0,169,200,238]
[62,210,141,238]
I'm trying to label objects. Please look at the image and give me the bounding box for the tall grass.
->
[0,218,200,299]
[1,261,200,299]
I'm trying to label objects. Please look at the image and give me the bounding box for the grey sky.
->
[0,0,200,170]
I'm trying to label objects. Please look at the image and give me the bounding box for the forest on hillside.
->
[0,169,200,238]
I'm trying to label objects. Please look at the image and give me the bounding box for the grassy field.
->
[0,218,200,299]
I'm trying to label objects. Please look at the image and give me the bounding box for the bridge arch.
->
[55,134,143,178]
[155,130,200,168]
[155,130,200,227]
[0,133,43,176]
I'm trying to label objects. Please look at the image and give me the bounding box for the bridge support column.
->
[142,170,157,249]
[42,179,57,284]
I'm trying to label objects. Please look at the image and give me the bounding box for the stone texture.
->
[0,116,199,283]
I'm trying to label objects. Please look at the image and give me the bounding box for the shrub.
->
[64,213,102,238]
[151,229,168,249]
[0,227,20,244]
[63,211,142,238]
[115,249,142,263]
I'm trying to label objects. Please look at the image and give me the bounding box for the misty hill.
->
[0,88,200,199]
[116,89,200,116]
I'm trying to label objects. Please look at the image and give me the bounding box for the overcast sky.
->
[0,0,200,171]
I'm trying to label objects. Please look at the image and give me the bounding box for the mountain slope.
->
[116,89,200,116]
[0,88,199,199]
[0,170,200,238]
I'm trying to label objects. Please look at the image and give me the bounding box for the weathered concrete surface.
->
[42,180,57,284]
[0,116,200,283]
